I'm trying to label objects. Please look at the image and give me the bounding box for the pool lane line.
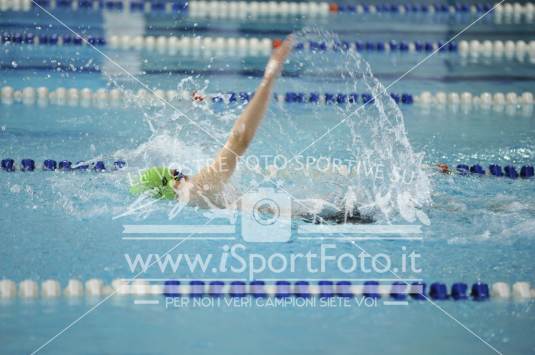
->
[3,33,535,63]
[0,159,534,180]
[2,0,533,25]
[1,86,534,109]
[2,279,533,301]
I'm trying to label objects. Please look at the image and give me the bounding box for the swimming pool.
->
[1,2,535,354]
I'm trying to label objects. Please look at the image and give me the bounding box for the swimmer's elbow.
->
[227,129,253,155]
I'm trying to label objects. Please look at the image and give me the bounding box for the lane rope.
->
[0,158,125,172]
[1,278,533,301]
[1,1,534,25]
[1,86,534,111]
[0,86,416,106]
[3,33,535,63]
[437,164,534,179]
[1,158,533,180]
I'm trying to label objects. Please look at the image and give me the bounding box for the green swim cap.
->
[130,167,176,200]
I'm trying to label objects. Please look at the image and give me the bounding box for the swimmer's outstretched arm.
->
[189,37,293,192]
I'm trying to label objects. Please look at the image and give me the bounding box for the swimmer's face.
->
[171,169,187,187]
[437,164,450,174]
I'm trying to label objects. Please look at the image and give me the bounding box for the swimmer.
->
[437,163,450,174]
[130,37,294,208]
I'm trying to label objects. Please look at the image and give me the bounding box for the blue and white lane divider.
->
[189,1,534,24]
[0,0,189,13]
[1,279,533,301]
[0,86,416,107]
[1,0,534,24]
[437,164,534,179]
[0,158,125,172]
[416,91,533,107]
[1,86,534,111]
[3,33,535,62]
[1,158,533,180]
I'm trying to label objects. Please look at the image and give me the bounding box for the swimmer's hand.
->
[263,36,293,80]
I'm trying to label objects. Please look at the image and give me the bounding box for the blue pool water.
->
[1,3,535,355]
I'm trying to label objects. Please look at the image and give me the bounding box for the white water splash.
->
[48,29,431,224]
[278,29,432,223]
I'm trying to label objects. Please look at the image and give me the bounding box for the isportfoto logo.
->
[124,244,422,280]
